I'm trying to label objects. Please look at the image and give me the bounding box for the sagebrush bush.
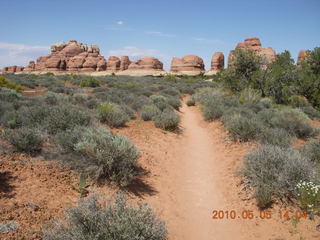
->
[225,114,262,141]
[42,193,167,240]
[4,128,43,154]
[289,95,309,108]
[150,95,171,111]
[239,88,261,104]
[55,126,139,186]
[16,104,91,134]
[186,96,196,106]
[154,109,180,131]
[0,88,20,101]
[140,105,161,121]
[300,106,320,120]
[98,102,130,127]
[80,77,100,87]
[242,145,317,206]
[166,96,181,110]
[270,109,316,138]
[258,127,292,147]
[200,102,224,121]
[299,140,320,165]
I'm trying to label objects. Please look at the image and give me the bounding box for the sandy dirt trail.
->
[164,102,247,240]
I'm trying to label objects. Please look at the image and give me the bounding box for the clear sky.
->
[0,0,319,70]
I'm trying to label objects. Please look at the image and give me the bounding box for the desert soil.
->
[1,99,320,239]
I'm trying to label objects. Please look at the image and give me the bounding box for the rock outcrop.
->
[120,56,131,71]
[228,37,276,67]
[1,65,24,73]
[297,50,309,66]
[128,57,163,71]
[19,40,105,73]
[211,52,224,71]
[170,55,205,72]
[107,56,121,72]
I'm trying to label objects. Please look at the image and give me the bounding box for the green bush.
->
[258,127,292,147]
[0,76,22,92]
[55,126,139,186]
[154,109,180,131]
[80,77,100,87]
[225,114,262,141]
[4,128,43,154]
[299,140,320,165]
[300,106,320,120]
[150,95,171,111]
[242,145,317,206]
[42,193,167,240]
[186,96,196,106]
[98,102,130,127]
[166,96,181,110]
[289,95,309,108]
[200,102,224,121]
[239,88,261,104]
[140,105,161,121]
[270,109,316,138]
[16,104,91,134]
[0,88,20,102]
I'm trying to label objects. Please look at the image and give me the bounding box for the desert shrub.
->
[80,77,100,87]
[0,88,20,101]
[0,102,14,124]
[86,98,99,109]
[45,105,91,134]
[140,105,161,121]
[270,109,316,138]
[161,87,180,97]
[254,185,273,209]
[150,95,170,111]
[186,96,196,106]
[2,111,19,129]
[224,114,262,141]
[154,109,180,131]
[200,102,224,121]
[131,96,152,111]
[256,108,279,126]
[289,95,309,108]
[239,88,261,104]
[120,104,136,120]
[166,96,181,110]
[300,106,320,120]
[259,98,273,108]
[299,140,320,165]
[44,92,59,105]
[242,145,317,206]
[0,76,22,92]
[55,127,139,185]
[16,104,91,134]
[258,127,292,147]
[4,128,43,154]
[164,74,177,82]
[42,193,167,240]
[98,102,130,127]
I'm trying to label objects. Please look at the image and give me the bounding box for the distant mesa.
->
[228,37,276,67]
[170,55,205,75]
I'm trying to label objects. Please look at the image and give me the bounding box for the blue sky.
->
[0,0,319,69]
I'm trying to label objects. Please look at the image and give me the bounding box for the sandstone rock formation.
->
[170,55,205,72]
[211,52,224,71]
[1,65,24,73]
[107,56,121,72]
[128,56,163,71]
[297,50,309,66]
[18,40,106,73]
[228,37,276,67]
[120,56,131,71]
